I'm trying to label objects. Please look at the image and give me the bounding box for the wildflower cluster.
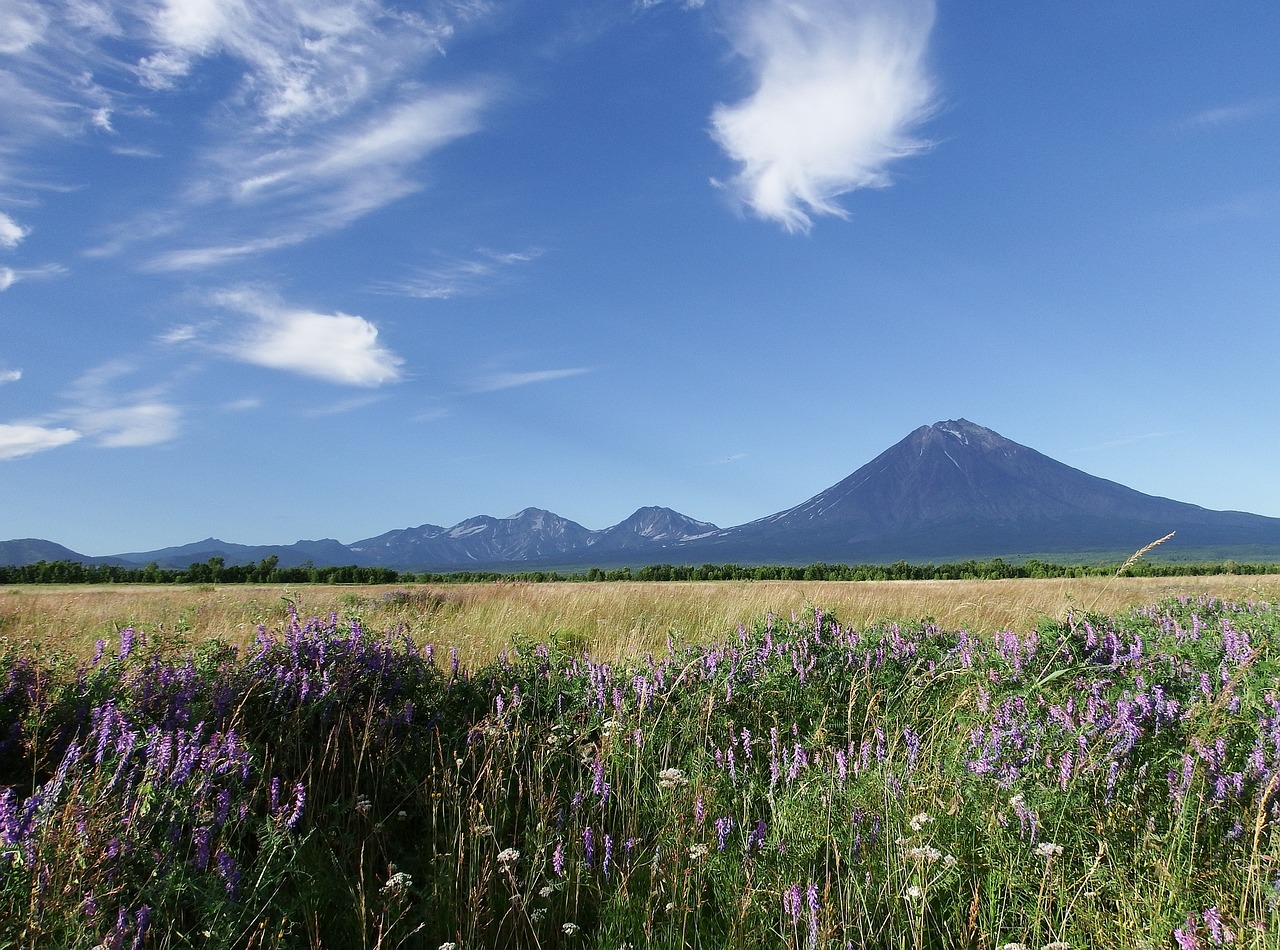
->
[2,594,1278,948]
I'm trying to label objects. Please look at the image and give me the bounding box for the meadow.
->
[2,575,1279,948]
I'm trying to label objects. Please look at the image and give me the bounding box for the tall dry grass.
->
[3,574,1278,663]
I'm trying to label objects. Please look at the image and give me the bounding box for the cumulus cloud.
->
[215,289,404,386]
[0,213,29,248]
[0,369,23,383]
[0,423,82,460]
[710,0,937,232]
[470,368,589,392]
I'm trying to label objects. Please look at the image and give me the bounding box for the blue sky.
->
[2,0,1278,556]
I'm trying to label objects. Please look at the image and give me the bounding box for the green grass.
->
[2,595,1278,947]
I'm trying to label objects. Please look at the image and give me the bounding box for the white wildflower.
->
[497,847,521,866]
[664,901,675,912]
[562,921,580,935]
[907,845,943,864]
[903,885,923,900]
[943,854,958,868]
[538,885,553,898]
[531,907,547,922]
[1034,842,1063,859]
[381,870,412,896]
[1008,792,1025,811]
[908,812,933,833]
[438,943,458,950]
[601,719,620,737]
[1041,943,1071,950]
[688,843,709,860]
[1000,944,1028,950]
[354,794,372,816]
[658,767,689,790]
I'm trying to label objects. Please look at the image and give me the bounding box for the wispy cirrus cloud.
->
[211,288,404,387]
[147,87,492,270]
[72,402,181,447]
[1181,97,1278,131]
[3,0,496,262]
[0,369,21,384]
[61,360,182,448]
[710,0,938,233]
[376,248,543,299]
[0,263,69,292]
[470,368,589,393]
[0,423,82,460]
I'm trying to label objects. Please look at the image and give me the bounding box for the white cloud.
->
[0,423,82,460]
[61,361,183,448]
[222,397,261,411]
[471,368,589,392]
[710,0,937,232]
[75,402,181,447]
[1182,98,1278,131]
[0,369,23,383]
[215,289,404,386]
[0,213,29,248]
[2,0,493,262]
[0,263,69,290]
[377,248,542,299]
[149,87,491,270]
[0,0,48,55]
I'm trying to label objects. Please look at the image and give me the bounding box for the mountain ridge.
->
[6,420,1280,570]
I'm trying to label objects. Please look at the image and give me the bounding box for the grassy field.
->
[4,573,1280,662]
[3,576,1280,947]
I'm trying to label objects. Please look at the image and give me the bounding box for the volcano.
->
[681,419,1280,563]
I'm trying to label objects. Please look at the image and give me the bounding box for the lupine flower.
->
[1202,906,1234,945]
[716,814,737,850]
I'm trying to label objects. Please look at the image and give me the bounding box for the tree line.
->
[2,555,1278,586]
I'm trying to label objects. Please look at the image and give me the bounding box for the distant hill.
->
[6,420,1280,570]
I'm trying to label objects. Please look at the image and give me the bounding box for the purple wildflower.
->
[215,847,241,900]
[715,816,733,851]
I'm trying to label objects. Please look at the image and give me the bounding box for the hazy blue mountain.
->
[0,538,106,566]
[7,420,1280,570]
